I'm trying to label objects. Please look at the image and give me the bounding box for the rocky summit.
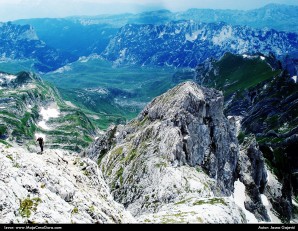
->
[85,81,278,223]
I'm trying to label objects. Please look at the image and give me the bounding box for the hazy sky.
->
[0,0,297,22]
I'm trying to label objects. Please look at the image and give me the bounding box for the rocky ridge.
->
[85,81,279,223]
[0,143,134,223]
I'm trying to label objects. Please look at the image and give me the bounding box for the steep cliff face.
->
[194,53,297,221]
[0,143,134,223]
[237,136,269,221]
[85,82,254,223]
[228,71,298,222]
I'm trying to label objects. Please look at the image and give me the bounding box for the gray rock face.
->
[83,126,117,161]
[264,169,292,222]
[237,136,269,221]
[225,70,298,221]
[86,81,244,222]
[137,81,238,195]
[0,144,134,223]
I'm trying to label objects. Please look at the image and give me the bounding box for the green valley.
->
[43,58,182,129]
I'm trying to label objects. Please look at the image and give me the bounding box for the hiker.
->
[36,137,44,153]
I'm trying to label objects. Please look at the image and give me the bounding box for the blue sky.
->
[0,0,297,22]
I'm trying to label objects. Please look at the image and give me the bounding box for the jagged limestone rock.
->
[88,81,244,222]
[83,126,117,161]
[0,144,134,223]
[237,136,270,221]
[137,197,245,224]
[264,168,292,222]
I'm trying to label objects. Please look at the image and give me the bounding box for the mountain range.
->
[0,22,76,72]
[103,20,297,68]
[0,56,297,224]
[4,4,296,73]
[0,3,297,224]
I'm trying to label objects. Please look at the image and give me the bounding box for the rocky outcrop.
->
[83,126,117,161]
[264,169,292,222]
[86,81,248,223]
[135,81,238,195]
[225,70,298,221]
[237,136,269,221]
[0,143,134,223]
[194,53,297,221]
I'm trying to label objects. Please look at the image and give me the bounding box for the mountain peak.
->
[85,80,242,220]
[139,81,223,122]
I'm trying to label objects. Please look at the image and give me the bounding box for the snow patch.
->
[243,54,258,59]
[38,104,60,131]
[65,101,77,108]
[212,26,233,45]
[261,194,269,206]
[233,180,258,223]
[0,106,6,109]
[0,73,17,82]
[158,31,165,38]
[53,65,72,74]
[175,29,181,34]
[40,106,60,121]
[38,121,50,130]
[235,117,243,136]
[292,76,297,83]
[293,199,298,207]
[78,54,101,63]
[185,30,200,42]
[260,56,266,61]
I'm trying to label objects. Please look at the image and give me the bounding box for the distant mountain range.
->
[175,4,298,33]
[103,21,297,68]
[0,4,296,73]
[0,22,77,72]
[14,3,297,58]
